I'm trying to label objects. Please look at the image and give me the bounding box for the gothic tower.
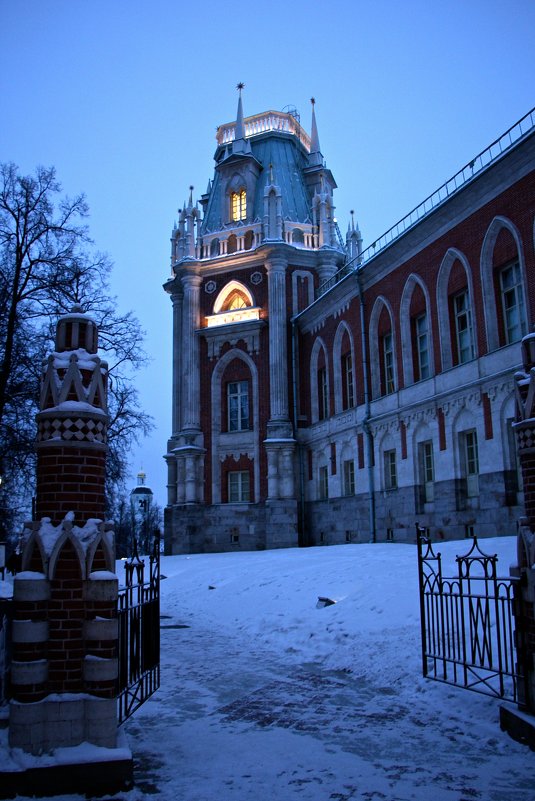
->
[163,91,345,552]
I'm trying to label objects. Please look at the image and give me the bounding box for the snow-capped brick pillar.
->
[511,329,535,716]
[35,305,108,525]
[9,518,119,754]
[5,307,128,787]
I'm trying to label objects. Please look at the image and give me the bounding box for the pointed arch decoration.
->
[436,248,476,371]
[310,336,330,423]
[210,348,260,504]
[480,215,528,352]
[369,296,396,400]
[400,274,434,386]
[333,320,356,414]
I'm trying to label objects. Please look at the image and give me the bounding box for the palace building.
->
[163,94,535,553]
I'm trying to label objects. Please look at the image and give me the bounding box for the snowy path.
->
[123,542,535,801]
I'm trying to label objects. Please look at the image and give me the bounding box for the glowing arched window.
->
[223,290,249,311]
[231,189,246,221]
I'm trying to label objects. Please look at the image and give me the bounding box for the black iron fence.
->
[416,527,520,702]
[117,539,160,724]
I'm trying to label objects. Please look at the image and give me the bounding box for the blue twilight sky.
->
[1,0,534,508]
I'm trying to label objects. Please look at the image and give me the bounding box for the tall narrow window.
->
[227,380,249,431]
[500,262,526,344]
[383,332,394,394]
[384,449,397,490]
[228,471,250,502]
[462,429,479,497]
[342,352,355,409]
[418,441,434,503]
[318,466,329,499]
[343,459,355,496]
[318,366,328,420]
[454,290,474,364]
[415,313,430,380]
[231,189,246,222]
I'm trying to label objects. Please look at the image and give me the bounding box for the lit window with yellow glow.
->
[225,291,248,311]
[231,189,246,221]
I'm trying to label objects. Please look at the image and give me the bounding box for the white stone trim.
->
[83,656,119,682]
[12,620,49,643]
[11,659,48,684]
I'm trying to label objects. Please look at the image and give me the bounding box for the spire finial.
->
[189,185,194,206]
[350,209,355,230]
[237,81,245,95]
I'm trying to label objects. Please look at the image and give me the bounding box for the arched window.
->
[227,234,237,254]
[222,289,249,311]
[310,338,330,423]
[369,297,396,399]
[210,238,220,257]
[400,275,434,386]
[292,228,304,244]
[437,248,476,370]
[244,230,254,250]
[231,189,246,222]
[480,216,528,352]
[333,322,356,414]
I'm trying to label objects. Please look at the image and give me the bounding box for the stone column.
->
[181,270,202,432]
[171,289,183,437]
[164,453,177,505]
[265,255,290,429]
[265,446,279,500]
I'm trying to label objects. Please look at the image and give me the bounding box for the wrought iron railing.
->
[416,528,520,702]
[317,106,535,298]
[117,539,160,724]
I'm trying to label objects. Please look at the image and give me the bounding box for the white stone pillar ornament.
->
[171,290,183,437]
[265,255,290,426]
[181,269,202,432]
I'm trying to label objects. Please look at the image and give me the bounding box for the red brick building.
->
[164,96,535,552]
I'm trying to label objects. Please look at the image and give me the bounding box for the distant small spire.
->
[310,97,321,154]
[188,185,194,206]
[235,82,245,140]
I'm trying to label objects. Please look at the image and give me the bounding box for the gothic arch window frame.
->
[226,173,247,223]
[480,215,528,352]
[310,336,330,423]
[400,274,434,386]
[210,348,260,505]
[369,296,397,400]
[436,248,477,371]
[213,280,255,315]
[333,320,356,414]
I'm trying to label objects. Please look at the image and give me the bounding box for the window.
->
[415,313,430,380]
[318,366,328,420]
[341,352,355,409]
[231,189,246,221]
[454,290,474,364]
[343,459,355,496]
[383,332,394,394]
[418,441,434,503]
[384,449,397,491]
[228,471,250,503]
[227,381,249,431]
[463,429,479,497]
[318,466,329,499]
[500,262,526,344]
[225,291,248,311]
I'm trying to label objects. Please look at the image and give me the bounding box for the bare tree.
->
[0,163,152,529]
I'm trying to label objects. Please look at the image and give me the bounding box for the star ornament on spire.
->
[310,97,316,106]
[237,82,245,94]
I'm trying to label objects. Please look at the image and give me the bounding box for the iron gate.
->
[416,527,520,702]
[118,539,160,724]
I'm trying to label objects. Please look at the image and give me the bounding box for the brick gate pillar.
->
[4,307,131,796]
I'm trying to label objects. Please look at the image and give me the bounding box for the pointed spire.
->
[235,82,245,141]
[310,97,321,154]
[308,97,323,168]
[188,185,194,209]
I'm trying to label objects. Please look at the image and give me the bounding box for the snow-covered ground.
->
[4,537,535,800]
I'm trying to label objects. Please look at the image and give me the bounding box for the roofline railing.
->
[317,106,535,299]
